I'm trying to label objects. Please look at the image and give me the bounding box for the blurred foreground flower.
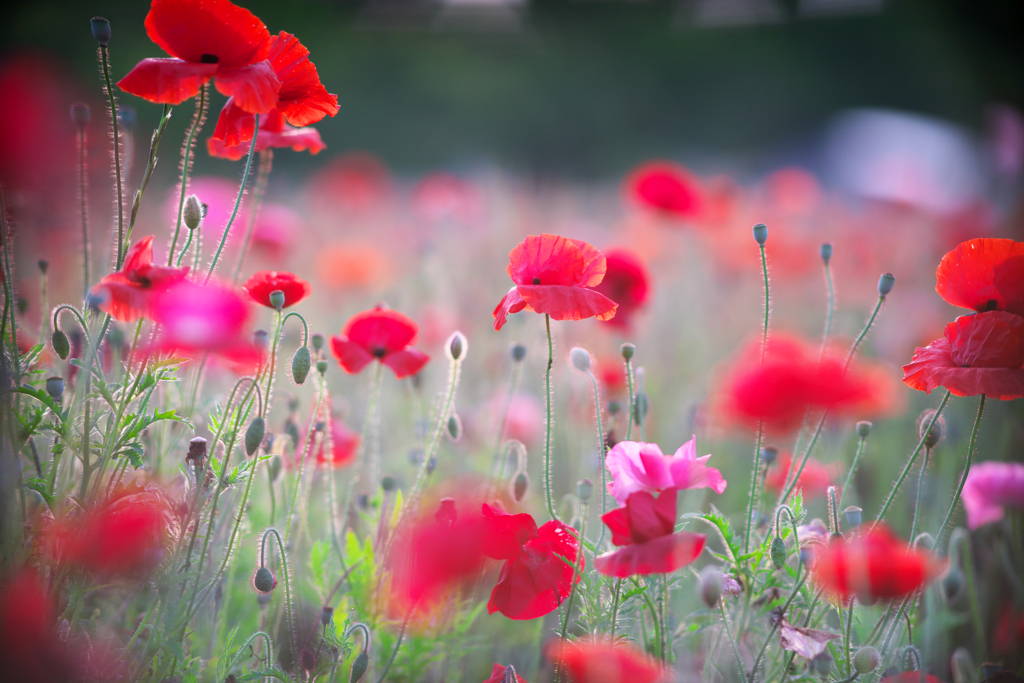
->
[242,270,311,308]
[592,248,650,331]
[604,437,726,506]
[961,460,1024,529]
[545,637,667,683]
[330,306,429,379]
[90,236,189,321]
[0,571,77,682]
[764,452,836,500]
[483,664,527,683]
[313,419,360,469]
[935,238,1024,316]
[624,161,704,221]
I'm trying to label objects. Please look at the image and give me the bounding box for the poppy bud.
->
[269,290,285,311]
[913,532,934,550]
[320,606,334,626]
[820,242,833,265]
[853,647,879,674]
[511,343,527,362]
[878,272,895,297]
[245,418,265,456]
[446,414,462,441]
[187,435,207,469]
[292,346,311,385]
[70,102,90,129]
[576,478,593,502]
[179,196,202,233]
[91,17,110,45]
[620,343,635,360]
[856,421,872,438]
[752,223,768,246]
[38,259,49,274]
[381,475,397,492]
[770,535,787,569]
[316,360,328,375]
[45,376,65,401]
[512,471,529,502]
[940,566,964,604]
[843,506,862,527]
[52,329,71,359]
[570,347,591,372]
[269,455,282,483]
[799,547,813,567]
[446,331,467,361]
[253,566,276,593]
[253,329,269,351]
[311,333,324,352]
[608,400,621,415]
[285,421,300,449]
[350,651,369,683]
[761,446,778,465]
[918,409,945,449]
[699,567,722,607]
[811,652,833,679]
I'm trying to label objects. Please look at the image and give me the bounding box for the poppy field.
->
[1,1,1023,682]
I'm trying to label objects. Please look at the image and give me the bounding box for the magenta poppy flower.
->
[594,489,706,578]
[329,307,429,379]
[605,437,727,507]
[90,236,189,322]
[961,460,1024,529]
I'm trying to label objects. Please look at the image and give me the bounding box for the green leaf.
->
[118,443,145,469]
[22,477,53,507]
[15,384,67,422]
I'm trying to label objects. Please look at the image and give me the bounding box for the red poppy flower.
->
[210,31,338,147]
[313,419,360,469]
[812,524,945,602]
[208,108,326,159]
[242,270,311,309]
[624,161,704,219]
[485,504,583,620]
[483,664,527,683]
[994,605,1024,656]
[90,236,190,322]
[330,307,429,379]
[720,334,877,433]
[902,311,1024,400]
[546,638,667,683]
[594,489,705,578]
[879,674,944,683]
[592,248,650,330]
[764,452,836,501]
[0,571,77,682]
[118,0,280,114]
[492,234,618,331]
[935,238,1024,317]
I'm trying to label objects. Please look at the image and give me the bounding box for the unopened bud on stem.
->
[90,17,111,46]
[570,347,591,372]
[511,343,527,362]
[752,223,768,246]
[183,195,203,231]
[820,242,833,265]
[446,331,467,361]
[878,272,895,297]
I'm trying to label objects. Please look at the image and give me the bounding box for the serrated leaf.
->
[22,477,53,507]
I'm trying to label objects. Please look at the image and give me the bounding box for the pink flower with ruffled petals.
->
[962,460,1024,529]
[605,437,727,507]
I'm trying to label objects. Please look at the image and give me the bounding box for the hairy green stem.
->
[232,149,273,284]
[98,44,124,268]
[908,447,931,544]
[543,314,558,521]
[838,434,868,512]
[587,369,609,549]
[935,394,986,548]
[168,86,206,264]
[127,104,171,244]
[205,114,259,282]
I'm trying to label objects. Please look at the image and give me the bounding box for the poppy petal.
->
[266,32,339,127]
[211,97,255,147]
[506,234,585,287]
[487,521,581,620]
[144,0,271,68]
[343,308,419,355]
[123,236,155,273]
[516,284,618,323]
[600,508,634,547]
[381,348,430,379]
[482,503,539,560]
[118,58,217,105]
[329,336,374,375]
[594,532,706,577]
[214,60,280,114]
[567,237,607,287]
[492,286,528,331]
[936,238,1024,316]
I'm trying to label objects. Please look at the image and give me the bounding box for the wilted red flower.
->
[961,460,1024,529]
[242,270,311,308]
[935,238,1024,317]
[210,30,338,148]
[0,571,77,683]
[330,307,429,379]
[764,452,836,500]
[812,524,945,602]
[485,503,583,620]
[720,334,877,433]
[902,311,1024,400]
[90,236,189,321]
[594,489,706,578]
[119,0,280,114]
[208,108,326,159]
[314,419,360,469]
[624,161,704,220]
[493,234,618,330]
[483,663,527,683]
[546,638,667,683]
[592,248,650,330]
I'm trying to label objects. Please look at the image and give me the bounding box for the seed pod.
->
[570,347,591,372]
[820,242,833,265]
[38,260,49,274]
[854,647,879,674]
[856,421,872,438]
[510,343,527,362]
[699,568,722,608]
[253,566,276,593]
[512,472,529,502]
[878,272,895,297]
[350,651,369,683]
[576,478,593,502]
[381,475,397,492]
[446,414,462,441]
[183,194,203,231]
[320,606,334,626]
[620,343,635,360]
[45,376,65,401]
[253,330,269,351]
[447,331,467,361]
[292,346,311,385]
[752,223,768,246]
[311,333,324,351]
[761,446,778,465]
[316,360,328,375]
[607,400,621,416]
[245,418,265,457]
[269,290,285,311]
[770,535,787,570]
[91,17,111,45]
[52,329,71,359]
[844,506,862,527]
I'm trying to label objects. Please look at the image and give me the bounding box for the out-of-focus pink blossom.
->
[498,393,544,447]
[413,173,482,225]
[961,460,1024,529]
[309,153,391,211]
[605,437,726,507]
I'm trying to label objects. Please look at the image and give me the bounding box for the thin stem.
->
[377,607,413,683]
[908,447,931,544]
[719,599,745,680]
[224,631,274,678]
[168,86,207,264]
[758,244,769,364]
[819,260,834,362]
[260,528,297,665]
[232,149,273,284]
[624,356,635,441]
[284,377,326,544]
[961,534,986,661]
[609,578,623,641]
[844,597,855,677]
[745,422,764,553]
[543,314,557,522]
[662,573,671,663]
[127,104,171,244]
[77,125,89,296]
[838,435,868,512]
[748,572,808,682]
[934,394,986,548]
[205,114,259,282]
[636,578,663,660]
[557,522,586,663]
[587,370,609,549]
[99,44,124,268]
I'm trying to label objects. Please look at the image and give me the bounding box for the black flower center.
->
[200,53,219,64]
[532,277,541,285]
[373,346,387,358]
[984,299,999,312]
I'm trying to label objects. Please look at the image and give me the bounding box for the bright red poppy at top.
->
[330,307,430,379]
[592,248,651,331]
[119,0,280,113]
[90,236,190,322]
[935,238,1024,317]
[492,234,618,331]
[594,489,706,578]
[902,310,1024,400]
[546,638,667,683]
[624,161,704,220]
[242,270,312,309]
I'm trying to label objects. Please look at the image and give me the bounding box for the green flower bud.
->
[183,194,203,231]
[292,346,311,385]
[770,535,787,570]
[52,329,70,360]
[820,242,833,265]
[844,506,862,527]
[253,566,276,593]
[856,421,872,438]
[45,376,65,401]
[940,566,964,604]
[381,475,397,492]
[811,652,833,679]
[570,347,591,372]
[607,400,621,416]
[446,414,462,441]
[244,417,265,457]
[918,409,945,449]
[447,331,467,361]
[350,651,369,683]
[576,478,593,502]
[699,567,722,608]
[269,290,285,311]
[316,360,328,375]
[311,333,324,351]
[253,329,269,351]
[320,606,334,626]
[752,223,768,246]
[854,647,879,674]
[512,471,529,502]
[878,272,895,297]
[269,455,282,483]
[620,343,635,361]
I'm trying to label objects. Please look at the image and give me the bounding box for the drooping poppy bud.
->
[700,567,722,607]
[878,273,895,297]
[253,566,276,593]
[447,414,462,441]
[512,472,529,502]
[269,455,282,482]
[45,376,65,401]
[292,346,311,385]
[570,347,591,372]
[52,329,70,360]
[752,223,768,246]
[811,652,833,678]
[90,17,110,45]
[940,566,964,604]
[918,409,945,449]
[853,647,879,674]
[183,195,203,231]
[770,535,787,569]
[245,418,266,456]
[447,331,467,361]
[350,651,369,683]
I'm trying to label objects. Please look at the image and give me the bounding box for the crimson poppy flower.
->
[492,234,618,331]
[764,452,836,501]
[242,270,311,308]
[902,311,1024,400]
[961,460,1024,529]
[208,108,326,159]
[812,524,945,602]
[330,307,429,379]
[118,0,280,114]
[935,238,1024,317]
[90,235,189,322]
[604,437,727,507]
[210,30,338,147]
[546,638,667,683]
[594,489,706,578]
[880,674,944,683]
[483,664,527,683]
[592,248,650,330]
[313,419,360,469]
[485,504,583,620]
[624,161,704,219]
[0,571,77,682]
[720,334,877,433]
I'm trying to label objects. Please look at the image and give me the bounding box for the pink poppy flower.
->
[961,460,1024,529]
[605,437,727,507]
[329,306,429,379]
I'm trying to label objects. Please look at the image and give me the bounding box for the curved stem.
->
[284,377,326,544]
[934,394,986,548]
[281,311,310,349]
[376,607,413,683]
[168,85,207,265]
[99,44,124,268]
[77,125,89,296]
[175,228,194,267]
[745,422,764,553]
[205,113,259,282]
[260,528,298,665]
[543,314,558,522]
[838,435,868,512]
[224,631,274,678]
[908,447,931,544]
[232,149,273,284]
[758,244,769,364]
[127,104,172,245]
[587,370,608,549]
[624,356,635,441]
